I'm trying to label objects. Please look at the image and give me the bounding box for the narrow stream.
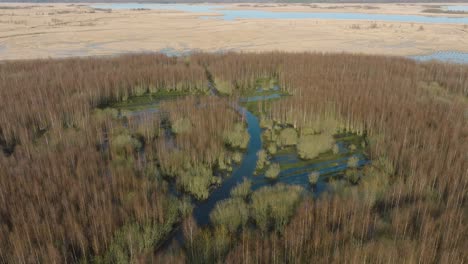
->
[193,108,261,226]
[120,91,370,250]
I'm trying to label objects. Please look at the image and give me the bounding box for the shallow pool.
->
[92,4,468,24]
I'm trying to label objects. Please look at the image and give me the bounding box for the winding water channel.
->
[193,108,261,226]
[121,88,371,250]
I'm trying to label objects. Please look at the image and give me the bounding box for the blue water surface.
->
[92,3,468,24]
[411,51,468,64]
[446,5,468,12]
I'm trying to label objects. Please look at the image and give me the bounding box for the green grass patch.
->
[270,131,367,175]
[110,90,193,111]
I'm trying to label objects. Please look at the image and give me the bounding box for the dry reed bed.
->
[0,52,467,263]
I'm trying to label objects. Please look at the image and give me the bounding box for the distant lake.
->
[92,4,468,24]
[411,51,468,64]
[154,48,468,65]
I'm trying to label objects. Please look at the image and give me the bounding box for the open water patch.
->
[91,3,468,24]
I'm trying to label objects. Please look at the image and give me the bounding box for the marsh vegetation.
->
[0,52,466,263]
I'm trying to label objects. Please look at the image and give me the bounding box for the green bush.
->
[351,156,393,204]
[217,151,232,171]
[332,143,340,154]
[187,226,231,264]
[172,118,192,134]
[262,129,277,142]
[260,117,274,129]
[347,155,360,168]
[278,128,298,147]
[232,152,243,164]
[328,179,351,194]
[110,130,142,163]
[345,169,361,184]
[265,163,280,180]
[308,171,320,185]
[304,114,343,135]
[257,77,278,90]
[224,123,250,149]
[215,79,233,95]
[210,198,249,233]
[178,164,217,200]
[256,149,268,171]
[105,197,180,263]
[230,178,252,199]
[250,184,304,232]
[267,143,277,155]
[299,127,316,136]
[179,197,194,217]
[297,134,334,160]
[92,108,119,122]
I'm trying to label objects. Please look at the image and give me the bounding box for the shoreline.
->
[0,3,467,60]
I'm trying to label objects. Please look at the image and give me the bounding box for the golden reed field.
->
[0,3,468,60]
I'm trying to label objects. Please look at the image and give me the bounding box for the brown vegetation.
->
[0,51,467,262]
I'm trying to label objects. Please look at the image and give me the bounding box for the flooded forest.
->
[0,52,467,263]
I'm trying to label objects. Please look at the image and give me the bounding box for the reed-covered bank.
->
[0,52,467,263]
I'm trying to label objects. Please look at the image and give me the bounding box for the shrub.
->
[260,117,273,129]
[300,127,315,136]
[332,143,340,154]
[224,123,250,149]
[92,108,119,121]
[186,226,231,264]
[232,152,243,164]
[345,169,361,184]
[105,198,179,263]
[178,164,217,200]
[110,131,142,160]
[297,134,334,160]
[256,149,268,171]
[303,114,343,135]
[358,164,390,204]
[217,151,232,171]
[215,79,233,95]
[347,155,360,168]
[172,118,192,134]
[262,129,277,142]
[179,197,194,217]
[250,184,303,232]
[230,178,252,199]
[210,198,249,233]
[278,127,298,147]
[267,143,277,155]
[308,171,320,186]
[265,163,280,180]
[257,77,277,90]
